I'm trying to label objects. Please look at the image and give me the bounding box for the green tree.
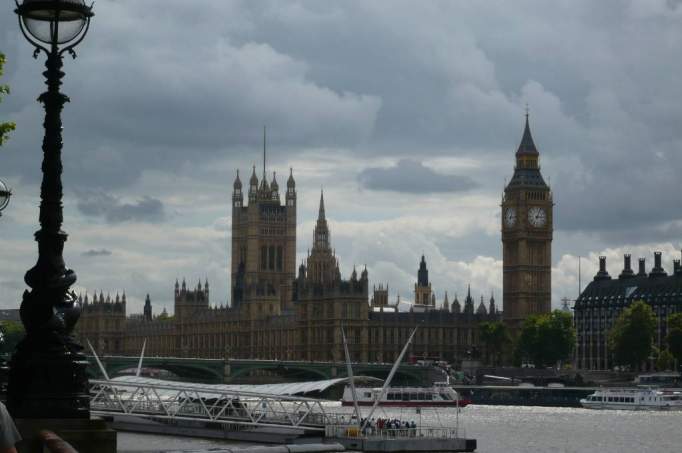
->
[666,312,682,366]
[0,52,16,146]
[656,348,674,371]
[516,310,575,368]
[0,320,25,356]
[608,300,656,370]
[479,321,510,366]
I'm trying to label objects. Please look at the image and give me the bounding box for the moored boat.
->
[580,388,682,410]
[342,381,470,407]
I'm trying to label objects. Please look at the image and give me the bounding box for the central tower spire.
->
[313,189,329,250]
[319,189,326,221]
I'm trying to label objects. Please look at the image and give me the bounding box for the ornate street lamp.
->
[0,178,11,217]
[8,0,94,419]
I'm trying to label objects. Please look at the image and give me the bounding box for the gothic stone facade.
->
[77,191,499,363]
[574,252,682,370]
[77,121,555,363]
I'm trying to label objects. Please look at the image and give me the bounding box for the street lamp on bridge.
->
[8,0,94,419]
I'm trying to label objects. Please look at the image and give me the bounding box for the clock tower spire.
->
[501,112,553,328]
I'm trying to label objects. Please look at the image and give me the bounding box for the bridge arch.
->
[88,356,225,384]
[228,363,331,381]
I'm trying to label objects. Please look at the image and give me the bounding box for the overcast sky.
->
[2,0,682,315]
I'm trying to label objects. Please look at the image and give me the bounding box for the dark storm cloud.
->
[76,191,165,224]
[2,0,682,242]
[0,1,380,190]
[82,249,113,257]
[358,159,476,194]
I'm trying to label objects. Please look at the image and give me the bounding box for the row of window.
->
[261,245,284,271]
[386,393,437,401]
[587,396,634,403]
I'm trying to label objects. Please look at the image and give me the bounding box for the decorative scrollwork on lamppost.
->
[8,0,94,419]
[0,178,11,217]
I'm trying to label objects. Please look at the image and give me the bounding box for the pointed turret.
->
[271,171,280,202]
[233,169,242,190]
[286,167,296,207]
[452,294,461,314]
[249,165,258,188]
[464,284,474,314]
[417,255,429,287]
[507,112,548,185]
[443,291,450,312]
[144,294,152,321]
[489,291,496,315]
[477,295,488,315]
[313,189,330,251]
[249,165,259,202]
[287,167,295,188]
[233,170,244,208]
[319,190,326,221]
[516,112,539,157]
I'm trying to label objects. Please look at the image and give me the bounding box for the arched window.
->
[277,246,283,270]
[269,246,275,270]
[261,246,267,270]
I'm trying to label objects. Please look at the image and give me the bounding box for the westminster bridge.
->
[86,355,436,385]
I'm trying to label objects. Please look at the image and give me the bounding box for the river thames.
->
[118,404,682,452]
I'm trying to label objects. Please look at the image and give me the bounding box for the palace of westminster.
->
[76,116,555,363]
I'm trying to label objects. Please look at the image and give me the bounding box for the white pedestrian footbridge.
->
[90,377,364,432]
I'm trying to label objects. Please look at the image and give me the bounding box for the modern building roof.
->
[574,254,682,310]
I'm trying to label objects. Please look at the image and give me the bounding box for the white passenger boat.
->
[342,381,470,407]
[580,388,682,410]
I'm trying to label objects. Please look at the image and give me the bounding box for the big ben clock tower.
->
[502,114,553,328]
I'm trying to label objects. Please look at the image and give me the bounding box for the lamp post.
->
[8,0,94,419]
[0,178,11,217]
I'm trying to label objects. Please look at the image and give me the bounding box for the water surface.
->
[118,404,682,452]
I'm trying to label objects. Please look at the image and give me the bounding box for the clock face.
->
[504,207,517,227]
[528,206,547,227]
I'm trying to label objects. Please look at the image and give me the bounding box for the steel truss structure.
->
[89,379,331,431]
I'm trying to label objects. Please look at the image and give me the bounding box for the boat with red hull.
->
[342,381,470,408]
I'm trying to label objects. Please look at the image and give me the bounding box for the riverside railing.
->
[324,424,464,440]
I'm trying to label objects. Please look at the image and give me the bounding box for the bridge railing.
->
[89,379,329,430]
